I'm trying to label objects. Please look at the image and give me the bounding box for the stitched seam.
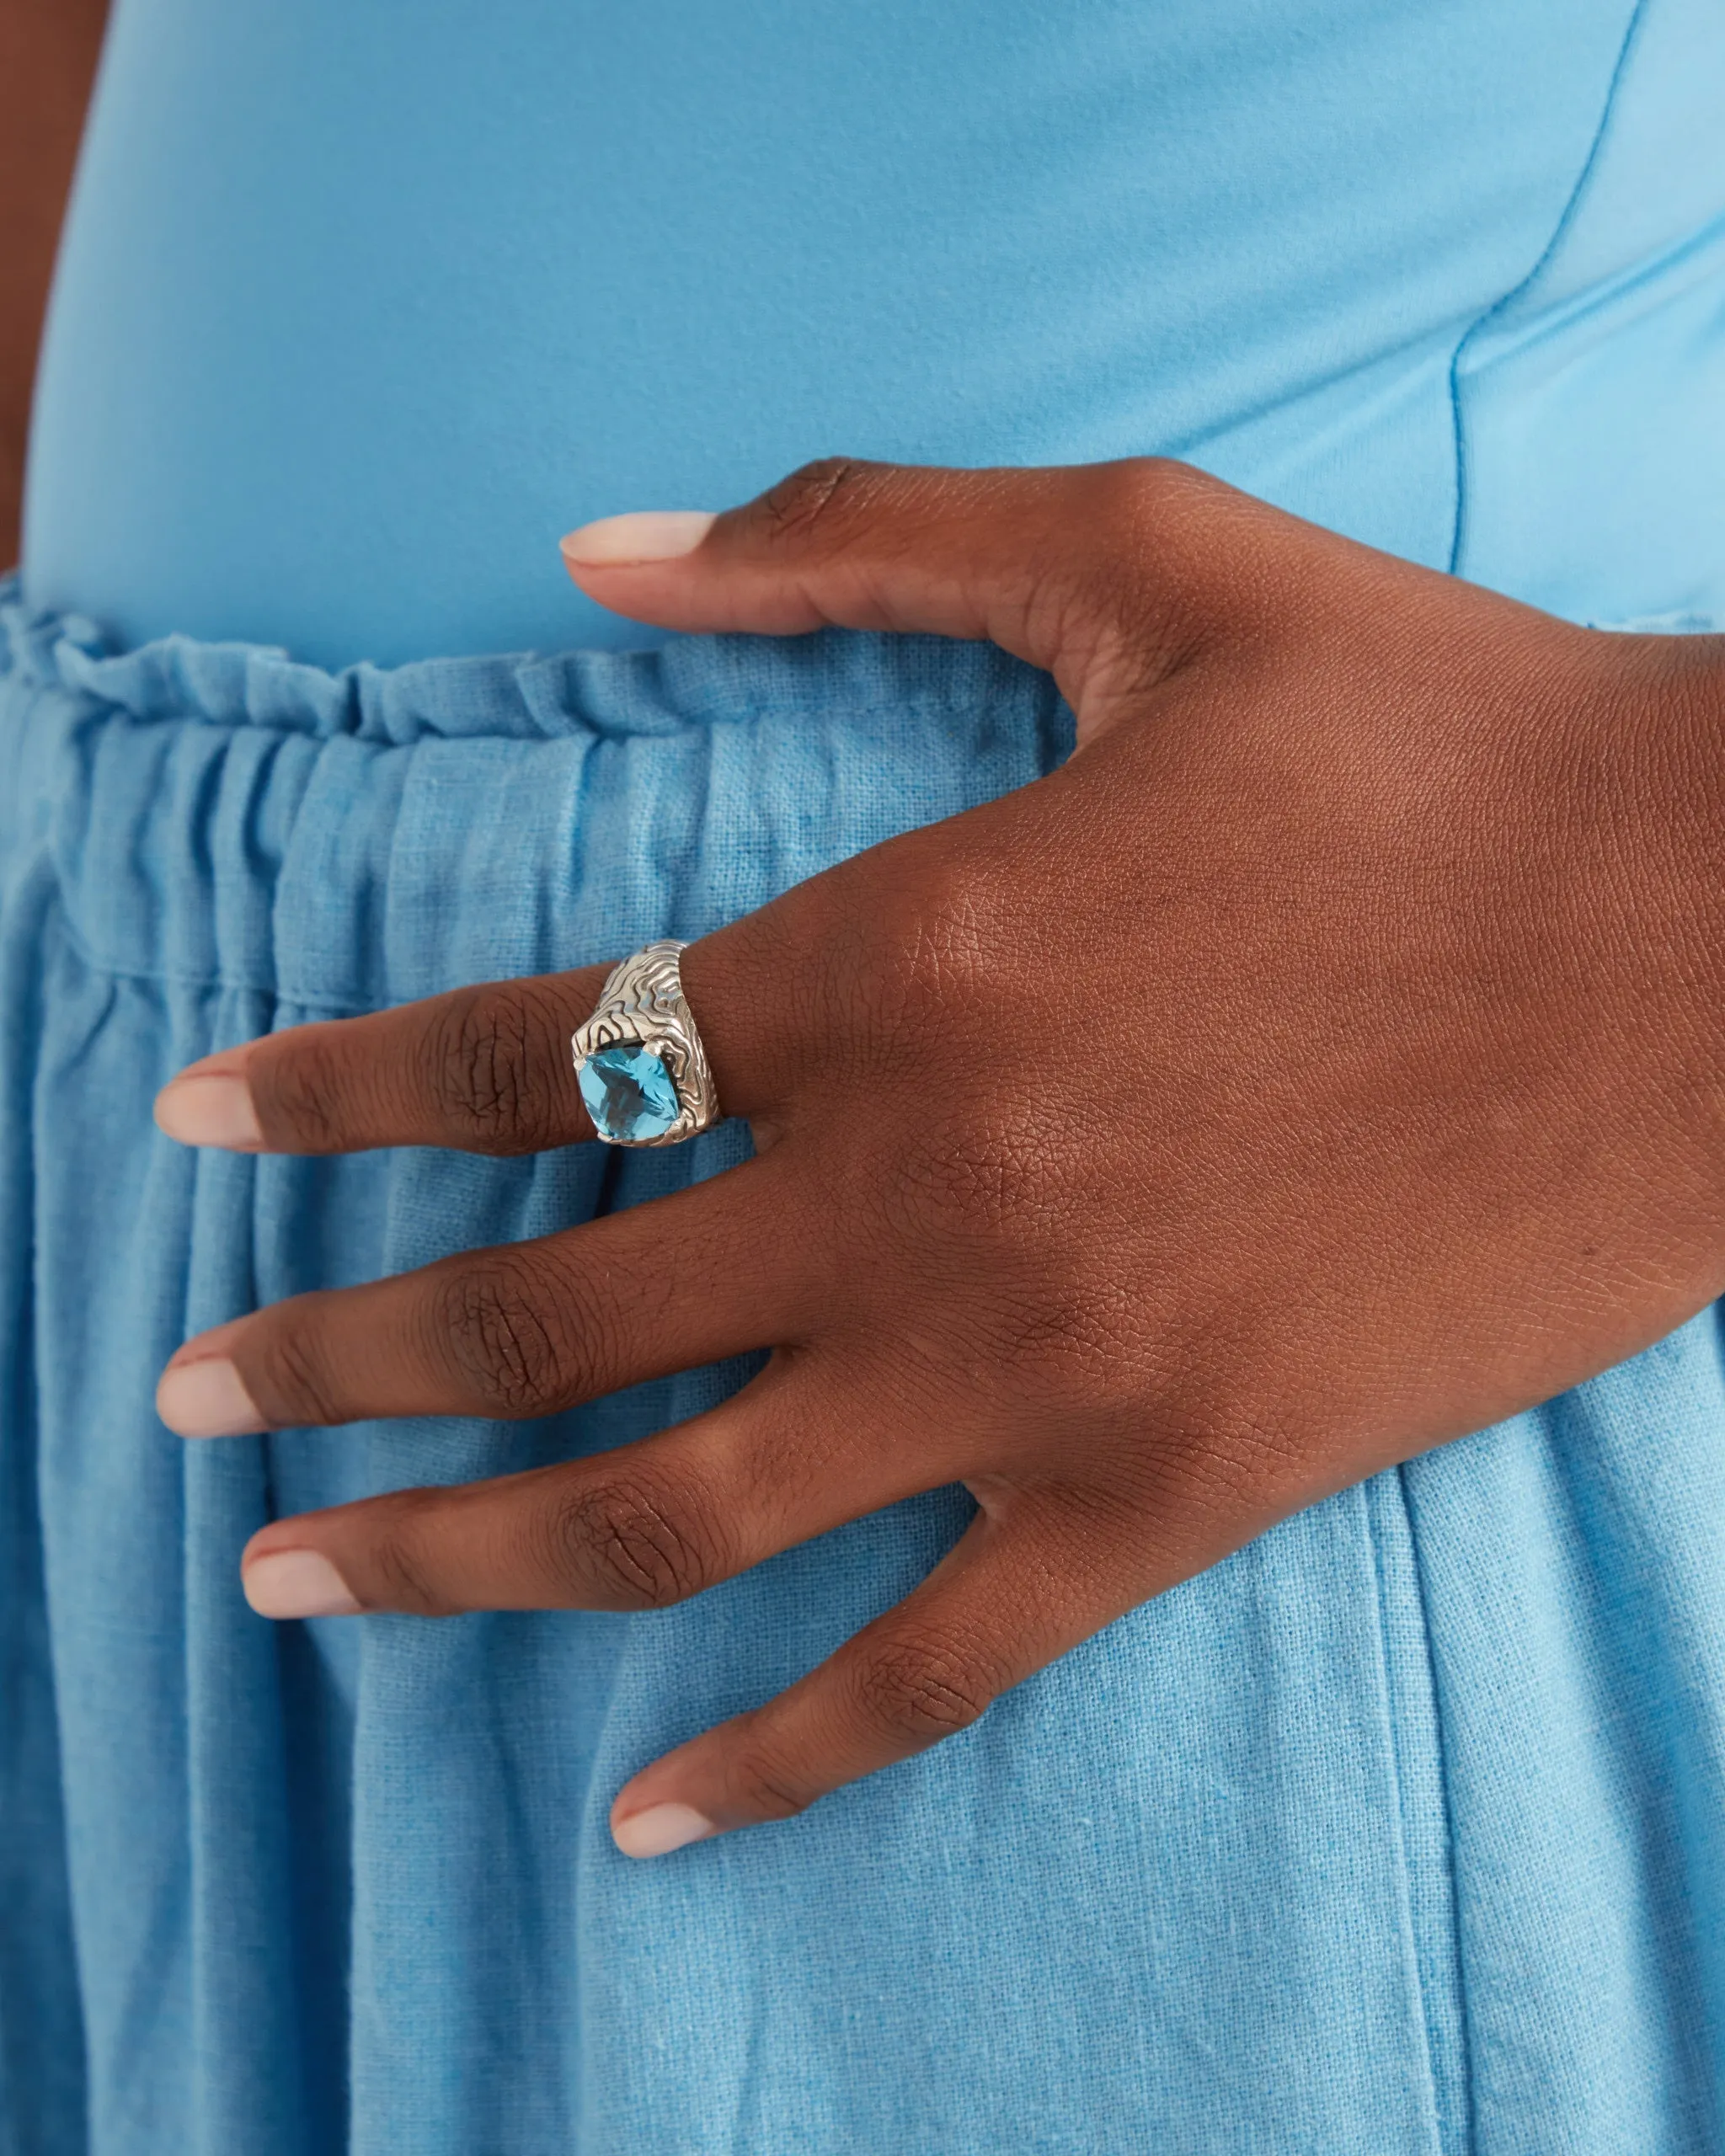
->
[50,902,368,1013]
[1395,1460,1479,2156]
[1362,1474,1463,2154]
[1446,0,1653,577]
[8,860,97,2130]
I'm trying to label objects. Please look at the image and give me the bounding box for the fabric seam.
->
[51,902,370,1013]
[1391,1460,1480,2156]
[1446,0,1653,577]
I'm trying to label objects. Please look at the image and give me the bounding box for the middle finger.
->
[156,1156,810,1438]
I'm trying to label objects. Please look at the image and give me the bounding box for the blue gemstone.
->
[578,1042,681,1143]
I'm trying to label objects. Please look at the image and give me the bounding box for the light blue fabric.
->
[8,586,1725,2156]
[12,0,1695,669]
[9,0,1725,2150]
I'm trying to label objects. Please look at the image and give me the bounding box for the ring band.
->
[571,940,722,1147]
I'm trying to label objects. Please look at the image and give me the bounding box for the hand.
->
[153,457,1725,1857]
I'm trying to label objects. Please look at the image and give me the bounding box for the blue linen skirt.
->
[3,574,1725,2156]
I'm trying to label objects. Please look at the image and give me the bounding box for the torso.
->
[24,0,1638,665]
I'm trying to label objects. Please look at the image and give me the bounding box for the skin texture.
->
[153,457,1725,1856]
[0,0,109,563]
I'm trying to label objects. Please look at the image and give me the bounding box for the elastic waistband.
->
[0,580,1071,1012]
[0,575,1046,746]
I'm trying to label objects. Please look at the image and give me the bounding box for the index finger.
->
[151,919,800,1159]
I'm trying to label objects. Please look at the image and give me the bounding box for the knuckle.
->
[753,456,879,549]
[1071,456,1228,664]
[1086,455,1214,543]
[366,1488,457,1615]
[823,868,1087,1249]
[725,1742,812,1823]
[1117,453,1210,514]
[892,872,997,1014]
[248,1305,345,1428]
[429,983,566,1155]
[1124,1379,1306,1527]
[541,1474,718,1609]
[892,1101,1060,1241]
[433,1250,586,1418]
[253,1032,348,1150]
[978,1277,1141,1407]
[834,852,1003,1070]
[850,1631,994,1749]
[1169,1401,1302,1510]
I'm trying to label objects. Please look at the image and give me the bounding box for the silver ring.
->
[571,939,722,1147]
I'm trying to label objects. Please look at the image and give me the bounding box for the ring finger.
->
[235,1358,954,1619]
[154,926,798,1162]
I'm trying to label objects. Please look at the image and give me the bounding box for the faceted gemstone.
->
[578,1041,681,1142]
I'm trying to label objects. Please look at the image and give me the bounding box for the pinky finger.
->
[608,1498,1117,1857]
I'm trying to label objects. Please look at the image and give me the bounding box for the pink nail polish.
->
[611,1801,718,1859]
[155,1073,263,1150]
[156,1357,266,1438]
[559,510,715,567]
[243,1548,361,1620]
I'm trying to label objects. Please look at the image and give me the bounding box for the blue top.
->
[19,0,1694,667]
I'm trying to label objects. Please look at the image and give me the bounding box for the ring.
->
[570,939,722,1147]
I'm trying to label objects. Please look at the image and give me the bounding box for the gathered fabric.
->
[3,576,1725,2153]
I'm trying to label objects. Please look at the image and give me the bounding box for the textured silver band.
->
[570,939,721,1146]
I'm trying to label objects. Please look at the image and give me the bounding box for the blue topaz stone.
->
[571,940,719,1147]
[577,1041,682,1143]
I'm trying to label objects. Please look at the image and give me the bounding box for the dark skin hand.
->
[0,0,109,562]
[153,457,1725,1859]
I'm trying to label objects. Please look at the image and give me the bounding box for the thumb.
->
[559,456,1223,712]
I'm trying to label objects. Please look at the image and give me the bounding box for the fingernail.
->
[559,511,715,567]
[243,1548,361,1620]
[155,1074,262,1150]
[156,1356,266,1438]
[611,1801,718,1860]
